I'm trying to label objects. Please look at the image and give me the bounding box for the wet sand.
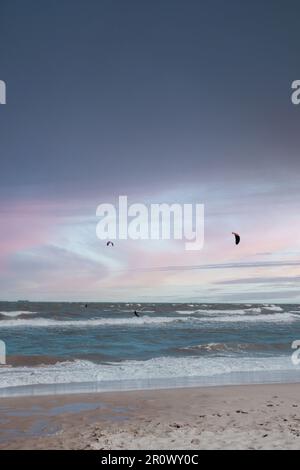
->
[1,383,300,449]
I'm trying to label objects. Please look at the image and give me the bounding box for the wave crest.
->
[0,311,36,318]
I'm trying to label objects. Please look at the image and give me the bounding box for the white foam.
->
[184,308,262,315]
[0,316,187,328]
[0,310,297,328]
[176,310,196,314]
[180,342,285,353]
[247,307,262,313]
[205,312,296,323]
[181,342,225,352]
[263,305,283,312]
[197,309,246,315]
[0,311,36,317]
[0,355,296,390]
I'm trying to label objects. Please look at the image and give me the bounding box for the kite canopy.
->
[232,232,240,245]
[106,241,114,247]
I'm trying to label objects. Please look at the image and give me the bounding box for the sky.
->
[1,0,300,302]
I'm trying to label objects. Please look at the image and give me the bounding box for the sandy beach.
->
[0,383,300,450]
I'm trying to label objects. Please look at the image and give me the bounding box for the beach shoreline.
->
[1,382,300,450]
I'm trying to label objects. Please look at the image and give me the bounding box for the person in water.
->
[134,310,140,317]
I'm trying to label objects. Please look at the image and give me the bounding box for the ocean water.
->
[0,302,300,396]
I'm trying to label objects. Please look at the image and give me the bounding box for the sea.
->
[0,301,300,397]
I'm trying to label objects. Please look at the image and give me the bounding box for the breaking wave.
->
[0,355,297,391]
[0,311,297,328]
[0,311,36,318]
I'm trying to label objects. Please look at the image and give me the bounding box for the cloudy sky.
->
[1,0,300,302]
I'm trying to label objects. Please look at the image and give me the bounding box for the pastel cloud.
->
[1,178,300,302]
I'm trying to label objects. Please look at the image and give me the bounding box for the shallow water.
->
[0,399,131,443]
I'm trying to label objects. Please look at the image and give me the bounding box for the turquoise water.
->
[0,302,300,395]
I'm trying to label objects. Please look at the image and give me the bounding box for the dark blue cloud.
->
[1,0,300,199]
